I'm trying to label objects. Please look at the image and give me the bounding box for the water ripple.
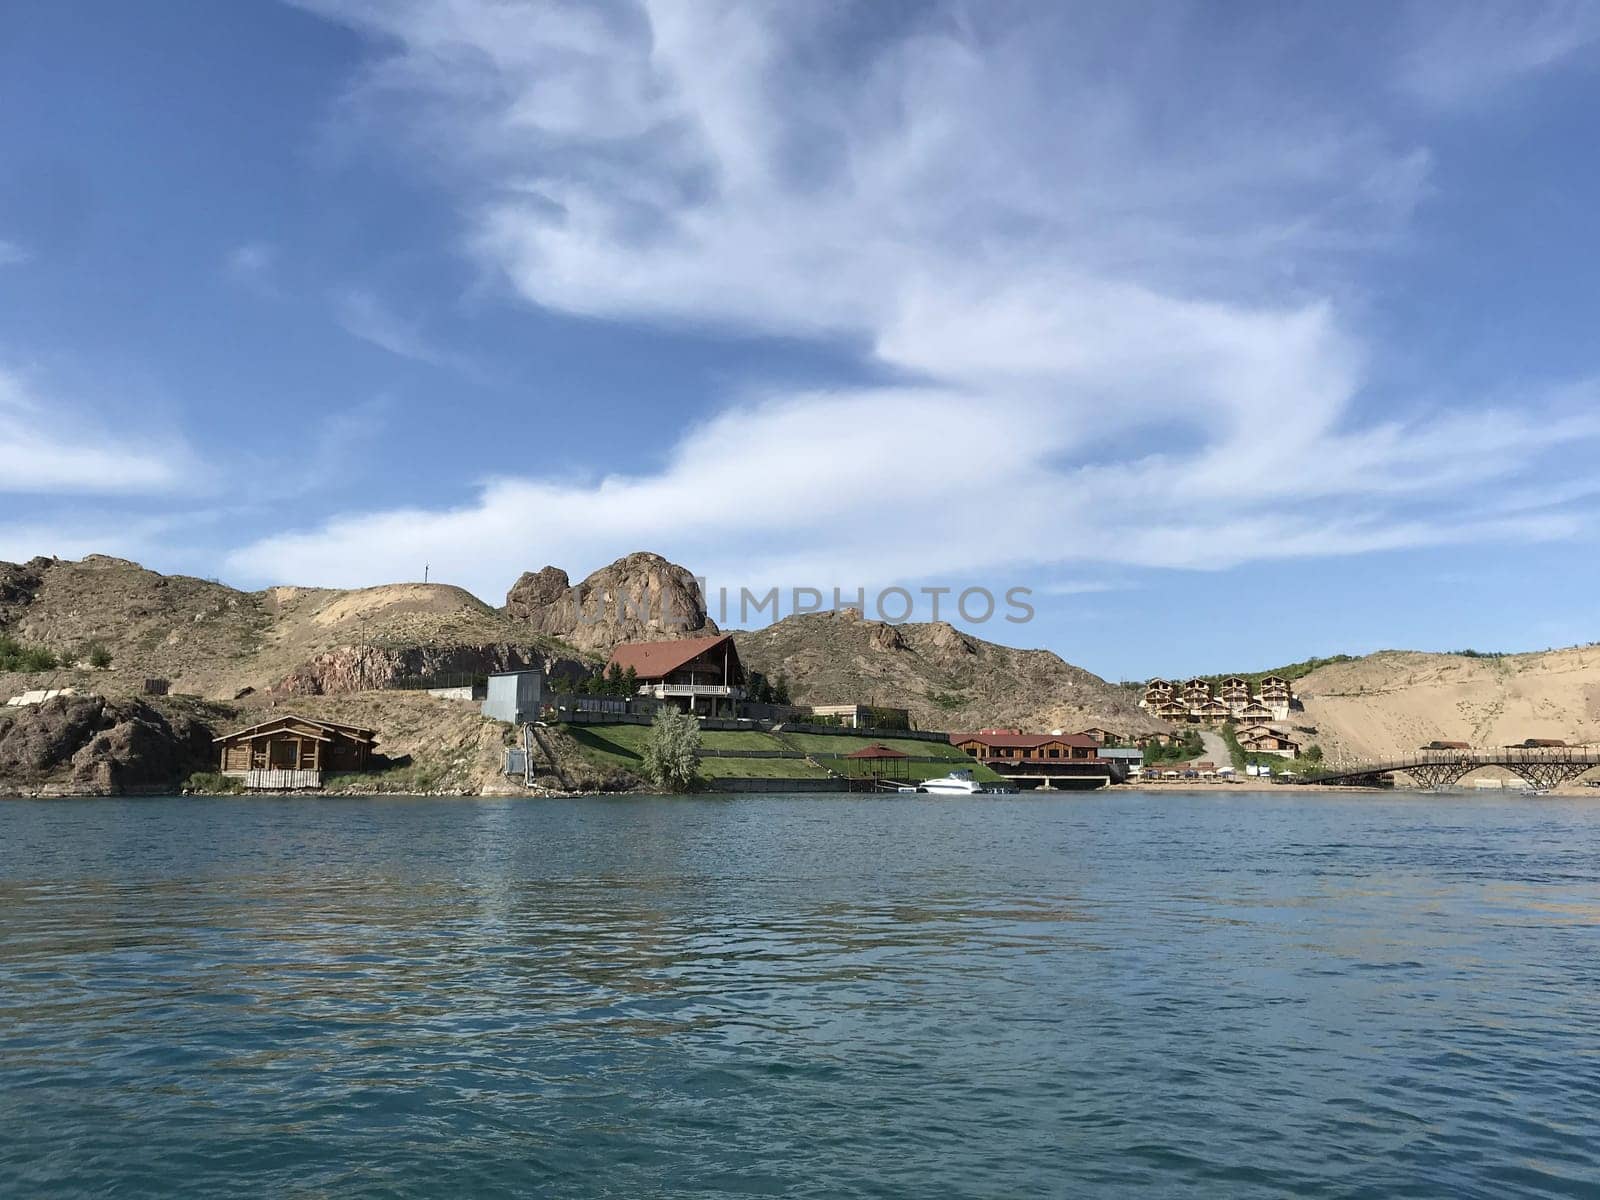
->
[2,792,1598,1197]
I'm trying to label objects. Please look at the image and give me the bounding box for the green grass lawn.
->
[695,757,833,780]
[775,731,969,759]
[561,723,826,781]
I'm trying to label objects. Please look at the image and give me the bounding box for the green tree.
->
[87,643,113,670]
[772,674,791,705]
[642,707,701,792]
[604,661,626,696]
[622,666,638,697]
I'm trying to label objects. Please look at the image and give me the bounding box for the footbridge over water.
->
[1296,749,1600,790]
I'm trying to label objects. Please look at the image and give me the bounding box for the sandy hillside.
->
[1296,647,1600,765]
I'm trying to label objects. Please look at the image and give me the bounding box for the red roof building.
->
[950,730,1100,761]
[605,633,746,717]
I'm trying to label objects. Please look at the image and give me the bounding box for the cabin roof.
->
[952,731,1098,750]
[213,714,378,743]
[604,633,738,680]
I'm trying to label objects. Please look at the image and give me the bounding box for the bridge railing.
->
[1299,748,1600,784]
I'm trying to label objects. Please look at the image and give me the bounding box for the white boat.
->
[919,769,988,795]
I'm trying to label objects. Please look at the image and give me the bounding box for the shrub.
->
[87,643,113,669]
[185,771,244,795]
[642,707,701,792]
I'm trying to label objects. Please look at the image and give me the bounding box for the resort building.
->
[1139,672,1300,725]
[1239,729,1300,758]
[1259,676,1293,719]
[1142,678,1175,708]
[808,703,912,730]
[1071,727,1120,745]
[951,731,1101,761]
[606,633,746,717]
[1156,699,1193,724]
[214,714,377,788]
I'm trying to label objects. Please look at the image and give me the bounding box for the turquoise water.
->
[1,792,1597,1198]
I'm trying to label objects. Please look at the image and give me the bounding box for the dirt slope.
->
[0,556,586,701]
[1296,647,1600,764]
[737,608,1162,735]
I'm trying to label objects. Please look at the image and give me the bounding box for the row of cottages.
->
[951,729,1102,762]
[604,633,747,717]
[1140,675,1294,723]
[214,714,378,785]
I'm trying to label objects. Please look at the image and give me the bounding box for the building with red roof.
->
[604,633,746,716]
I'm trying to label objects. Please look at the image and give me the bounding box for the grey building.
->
[481,669,545,725]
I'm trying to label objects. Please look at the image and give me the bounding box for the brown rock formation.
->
[0,695,224,794]
[503,551,716,652]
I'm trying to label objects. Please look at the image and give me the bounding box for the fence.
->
[243,769,323,791]
[389,672,489,694]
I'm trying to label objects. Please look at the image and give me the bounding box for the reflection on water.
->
[2,792,1599,1197]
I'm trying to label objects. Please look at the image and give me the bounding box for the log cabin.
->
[214,714,377,775]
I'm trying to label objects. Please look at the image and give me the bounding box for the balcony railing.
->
[644,683,745,699]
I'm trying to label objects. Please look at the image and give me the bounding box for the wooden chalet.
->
[1142,678,1175,708]
[1220,676,1251,703]
[1182,678,1214,703]
[1235,700,1274,722]
[1156,699,1193,723]
[1259,675,1292,700]
[1073,727,1118,745]
[214,714,378,789]
[1240,729,1299,758]
[951,731,1100,762]
[605,633,746,716]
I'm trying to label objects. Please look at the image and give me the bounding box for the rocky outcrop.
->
[737,609,1164,736]
[504,551,717,652]
[0,556,50,614]
[0,695,224,794]
[272,643,589,696]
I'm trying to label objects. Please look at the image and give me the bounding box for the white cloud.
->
[241,1,1600,600]
[0,368,185,495]
[0,239,27,266]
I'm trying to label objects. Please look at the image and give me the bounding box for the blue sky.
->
[4,1,1600,680]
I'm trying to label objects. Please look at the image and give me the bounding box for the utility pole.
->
[424,562,429,584]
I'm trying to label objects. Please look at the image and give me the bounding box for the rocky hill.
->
[1294,646,1600,765]
[0,555,585,702]
[736,608,1163,736]
[504,552,716,651]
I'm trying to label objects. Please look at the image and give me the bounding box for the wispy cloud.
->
[0,239,28,267]
[1398,0,1600,107]
[223,241,280,294]
[239,1,1600,599]
[0,367,186,495]
[332,286,478,375]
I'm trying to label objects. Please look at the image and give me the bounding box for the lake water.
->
[1,791,1597,1198]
